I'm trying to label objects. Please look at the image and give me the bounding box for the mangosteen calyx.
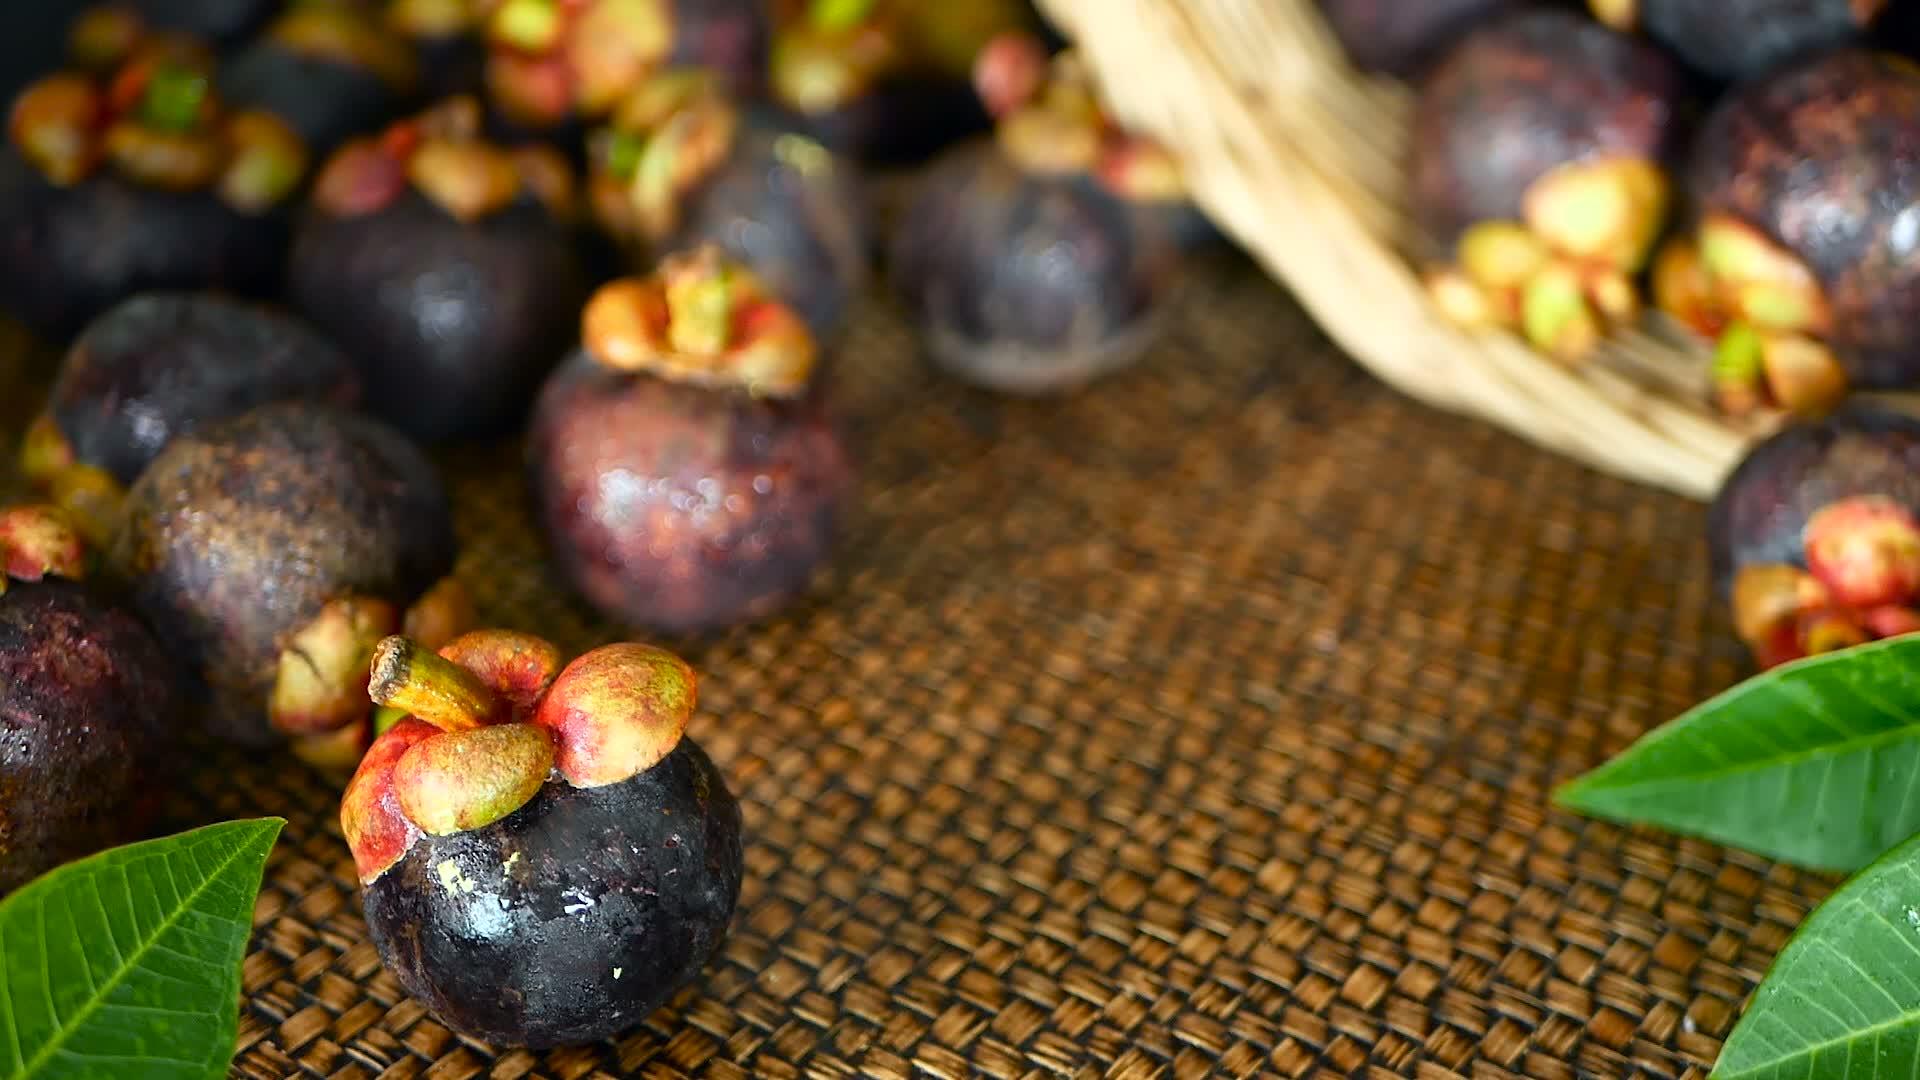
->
[311,96,577,224]
[586,67,746,244]
[267,4,421,93]
[483,0,674,128]
[1730,496,1920,668]
[768,0,905,117]
[582,245,818,399]
[344,630,742,1049]
[0,504,90,591]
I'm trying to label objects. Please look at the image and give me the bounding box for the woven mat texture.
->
[0,256,1826,1079]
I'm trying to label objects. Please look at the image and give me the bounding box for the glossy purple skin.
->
[289,192,587,445]
[1408,9,1686,257]
[1316,0,1526,76]
[772,74,990,166]
[1689,49,1920,388]
[660,124,872,342]
[1706,405,1920,594]
[0,151,289,339]
[50,292,361,485]
[0,579,179,895]
[363,740,742,1049]
[528,351,854,636]
[1640,0,1880,81]
[890,139,1178,395]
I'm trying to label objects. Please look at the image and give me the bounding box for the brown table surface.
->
[2,255,1825,1078]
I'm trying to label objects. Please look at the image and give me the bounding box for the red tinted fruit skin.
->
[1640,0,1882,81]
[1688,49,1920,389]
[527,351,854,635]
[1316,0,1524,77]
[1407,9,1686,259]
[0,579,179,895]
[1706,405,1920,596]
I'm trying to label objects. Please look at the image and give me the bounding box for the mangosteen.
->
[586,69,870,340]
[110,402,469,764]
[344,631,743,1048]
[890,40,1186,395]
[289,99,587,444]
[1592,0,1885,82]
[387,0,488,101]
[20,293,359,537]
[1675,49,1920,418]
[100,0,282,51]
[1707,405,1920,669]
[219,3,420,154]
[1408,9,1686,362]
[765,0,991,166]
[0,46,308,339]
[1316,0,1526,77]
[479,0,765,144]
[0,504,179,894]
[528,248,854,635]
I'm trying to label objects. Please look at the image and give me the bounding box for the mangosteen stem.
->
[139,66,209,134]
[369,635,501,732]
[664,260,736,356]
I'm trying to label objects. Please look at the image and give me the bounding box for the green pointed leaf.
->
[1713,827,1920,1078]
[0,818,284,1080]
[1555,637,1920,872]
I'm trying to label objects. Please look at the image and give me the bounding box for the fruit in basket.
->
[0,504,179,895]
[1409,10,1686,363]
[586,69,870,339]
[0,41,308,338]
[528,248,854,635]
[111,402,469,764]
[219,3,420,154]
[1316,0,1524,77]
[344,631,742,1048]
[289,98,587,444]
[1590,0,1885,81]
[1676,49,1920,418]
[20,293,360,543]
[765,0,1003,165]
[1707,405,1920,668]
[479,0,767,138]
[890,36,1187,394]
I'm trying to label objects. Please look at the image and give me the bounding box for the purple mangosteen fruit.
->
[0,504,180,895]
[528,247,855,635]
[1317,0,1527,77]
[219,3,421,153]
[1591,0,1886,81]
[587,68,870,340]
[1409,9,1687,363]
[109,402,470,765]
[0,41,307,338]
[343,630,743,1048]
[289,98,587,444]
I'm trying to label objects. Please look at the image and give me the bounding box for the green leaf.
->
[1713,828,1920,1078]
[0,818,284,1080]
[1555,636,1920,872]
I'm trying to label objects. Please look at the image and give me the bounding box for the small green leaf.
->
[1556,637,1920,872]
[1713,828,1920,1078]
[0,818,284,1080]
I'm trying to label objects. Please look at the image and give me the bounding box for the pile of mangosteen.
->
[0,0,1223,1055]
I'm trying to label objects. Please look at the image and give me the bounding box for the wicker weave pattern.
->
[0,262,1794,1076]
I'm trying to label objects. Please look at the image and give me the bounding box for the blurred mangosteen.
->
[890,37,1187,395]
[0,504,180,895]
[478,0,765,145]
[1672,49,1920,418]
[1707,405,1920,668]
[110,402,470,765]
[289,97,587,444]
[219,2,420,153]
[78,0,284,52]
[765,0,994,165]
[1409,9,1687,363]
[528,248,855,635]
[18,292,357,544]
[0,40,308,339]
[1317,0,1526,77]
[344,630,742,1048]
[587,68,870,340]
[1591,0,1885,81]
[386,0,487,100]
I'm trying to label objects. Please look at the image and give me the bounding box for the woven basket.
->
[1034,0,1764,501]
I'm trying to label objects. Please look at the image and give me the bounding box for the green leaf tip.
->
[1712,827,1920,1078]
[1553,636,1920,872]
[0,817,284,1080]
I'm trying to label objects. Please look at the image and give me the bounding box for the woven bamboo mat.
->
[3,256,1830,1077]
